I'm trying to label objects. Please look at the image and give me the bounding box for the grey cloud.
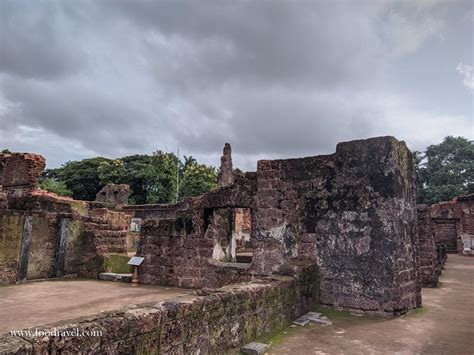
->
[0,0,472,170]
[0,0,86,79]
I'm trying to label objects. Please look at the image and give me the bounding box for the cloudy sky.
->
[0,0,473,170]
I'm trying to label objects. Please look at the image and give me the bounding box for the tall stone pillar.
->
[218,143,235,187]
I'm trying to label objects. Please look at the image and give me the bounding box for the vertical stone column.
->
[218,143,235,187]
[55,218,70,277]
[18,215,33,281]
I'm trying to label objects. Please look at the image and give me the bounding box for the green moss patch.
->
[103,253,132,273]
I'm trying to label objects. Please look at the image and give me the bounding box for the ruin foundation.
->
[1,136,451,354]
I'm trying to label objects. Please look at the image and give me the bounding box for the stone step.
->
[99,273,132,283]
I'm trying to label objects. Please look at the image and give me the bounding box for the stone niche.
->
[138,136,421,316]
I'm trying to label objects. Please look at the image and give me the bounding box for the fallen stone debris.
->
[241,342,270,355]
[293,312,332,326]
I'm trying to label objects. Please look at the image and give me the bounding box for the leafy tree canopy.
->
[415,136,474,205]
[46,151,218,204]
[38,178,73,197]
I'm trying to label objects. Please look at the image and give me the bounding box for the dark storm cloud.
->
[112,0,384,90]
[0,1,86,79]
[0,0,472,169]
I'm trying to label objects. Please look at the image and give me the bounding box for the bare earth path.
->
[269,254,474,354]
[0,280,191,334]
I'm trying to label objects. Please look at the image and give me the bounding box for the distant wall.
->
[423,193,474,256]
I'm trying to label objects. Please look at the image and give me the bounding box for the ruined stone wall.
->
[458,194,474,254]
[0,153,45,198]
[138,173,257,288]
[253,137,420,315]
[425,193,474,256]
[218,142,235,187]
[416,205,441,287]
[137,137,420,316]
[0,212,25,284]
[0,153,131,284]
[95,183,130,205]
[1,274,318,354]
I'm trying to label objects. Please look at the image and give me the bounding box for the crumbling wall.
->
[138,175,257,288]
[253,137,420,315]
[0,153,45,198]
[218,143,235,187]
[423,193,474,256]
[0,153,131,284]
[95,183,130,205]
[0,273,318,354]
[138,137,420,316]
[416,205,441,287]
[0,213,25,284]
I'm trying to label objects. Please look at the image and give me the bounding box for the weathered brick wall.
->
[0,212,25,284]
[137,137,420,316]
[78,209,130,277]
[0,153,45,198]
[138,217,252,288]
[0,196,131,284]
[253,137,420,315]
[416,205,441,287]
[426,193,474,256]
[0,274,318,354]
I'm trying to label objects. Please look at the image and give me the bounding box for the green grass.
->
[405,305,428,317]
[257,324,299,349]
[255,307,360,351]
[312,306,354,319]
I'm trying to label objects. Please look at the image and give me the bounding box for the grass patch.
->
[406,306,428,317]
[437,281,443,288]
[257,324,299,349]
[313,306,354,319]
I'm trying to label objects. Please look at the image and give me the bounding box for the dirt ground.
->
[268,254,474,354]
[0,279,191,334]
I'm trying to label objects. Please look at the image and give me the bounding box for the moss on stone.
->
[406,306,428,317]
[103,253,132,273]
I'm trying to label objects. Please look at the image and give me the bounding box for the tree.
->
[98,159,127,185]
[1,149,11,154]
[38,178,73,197]
[416,136,474,204]
[58,157,112,200]
[42,151,218,204]
[146,151,179,203]
[179,160,217,199]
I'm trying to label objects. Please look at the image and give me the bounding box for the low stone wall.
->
[0,274,318,354]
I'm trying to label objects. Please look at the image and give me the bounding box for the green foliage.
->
[38,178,73,197]
[179,160,217,198]
[1,149,11,154]
[55,157,112,201]
[43,149,218,204]
[416,136,474,204]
